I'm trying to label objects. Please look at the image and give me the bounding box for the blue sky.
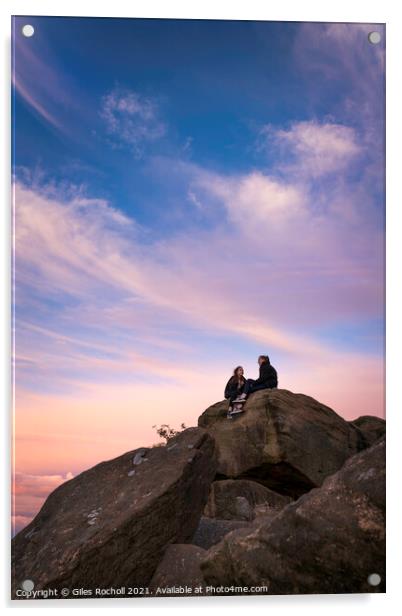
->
[13,17,384,220]
[12,16,385,533]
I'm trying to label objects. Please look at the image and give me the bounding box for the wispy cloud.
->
[12,30,83,133]
[14,166,383,407]
[100,86,166,155]
[292,22,385,146]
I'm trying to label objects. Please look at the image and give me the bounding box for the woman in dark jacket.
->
[224,366,246,414]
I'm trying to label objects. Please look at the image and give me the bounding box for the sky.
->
[11,17,385,534]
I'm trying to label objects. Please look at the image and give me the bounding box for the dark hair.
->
[233,366,244,378]
[258,355,270,363]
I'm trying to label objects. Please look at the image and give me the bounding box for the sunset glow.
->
[12,18,385,535]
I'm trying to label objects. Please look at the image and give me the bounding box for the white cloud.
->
[100,87,166,154]
[259,120,361,178]
[201,170,307,228]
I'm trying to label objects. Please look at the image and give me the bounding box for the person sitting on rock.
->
[224,366,246,417]
[236,355,278,401]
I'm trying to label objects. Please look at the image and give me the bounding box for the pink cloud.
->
[12,471,74,535]
[13,77,61,130]
[14,176,383,359]
[12,33,82,132]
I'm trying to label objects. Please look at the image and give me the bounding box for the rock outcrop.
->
[200,436,385,594]
[204,479,292,521]
[198,388,371,497]
[12,386,386,600]
[349,415,386,448]
[12,428,216,597]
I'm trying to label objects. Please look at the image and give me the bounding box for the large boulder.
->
[201,437,385,595]
[12,428,217,597]
[149,544,207,596]
[349,415,386,448]
[198,388,372,497]
[204,479,292,521]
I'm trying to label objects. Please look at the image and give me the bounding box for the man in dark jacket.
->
[240,355,278,399]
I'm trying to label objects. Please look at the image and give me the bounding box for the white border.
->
[1,1,401,613]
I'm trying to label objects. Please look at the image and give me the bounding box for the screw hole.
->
[367,573,381,586]
[22,24,35,38]
[21,579,34,591]
[368,31,381,45]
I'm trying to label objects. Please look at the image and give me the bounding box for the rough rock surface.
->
[349,415,386,448]
[204,479,292,521]
[191,516,249,550]
[12,428,216,596]
[201,437,385,595]
[198,388,370,497]
[149,544,207,595]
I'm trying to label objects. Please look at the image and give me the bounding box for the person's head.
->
[258,355,270,366]
[233,366,244,378]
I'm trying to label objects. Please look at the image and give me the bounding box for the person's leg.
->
[248,382,268,396]
[243,379,255,395]
[227,391,241,409]
[231,387,246,401]
[227,391,236,418]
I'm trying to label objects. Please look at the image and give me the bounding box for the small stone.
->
[187,444,194,449]
[127,470,136,477]
[133,453,145,465]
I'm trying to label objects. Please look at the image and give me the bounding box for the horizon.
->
[12,17,385,535]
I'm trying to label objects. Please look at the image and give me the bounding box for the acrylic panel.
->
[11,16,385,600]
